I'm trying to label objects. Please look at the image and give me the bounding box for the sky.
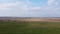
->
[0,0,60,17]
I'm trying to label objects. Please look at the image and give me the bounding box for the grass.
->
[0,21,60,34]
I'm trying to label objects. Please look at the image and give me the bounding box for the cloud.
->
[48,0,58,6]
[0,0,60,17]
[31,7,41,10]
[16,0,60,17]
[26,0,31,4]
[0,2,16,10]
[16,0,41,11]
[16,0,31,12]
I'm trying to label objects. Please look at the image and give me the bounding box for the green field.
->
[0,21,60,34]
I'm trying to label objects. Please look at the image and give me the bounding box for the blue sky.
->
[0,0,60,17]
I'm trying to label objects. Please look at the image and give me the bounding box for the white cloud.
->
[17,0,59,12]
[0,0,60,17]
[0,2,16,10]
[16,0,30,11]
[30,7,41,10]
[48,0,58,6]
[16,1,41,11]
[26,0,31,4]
